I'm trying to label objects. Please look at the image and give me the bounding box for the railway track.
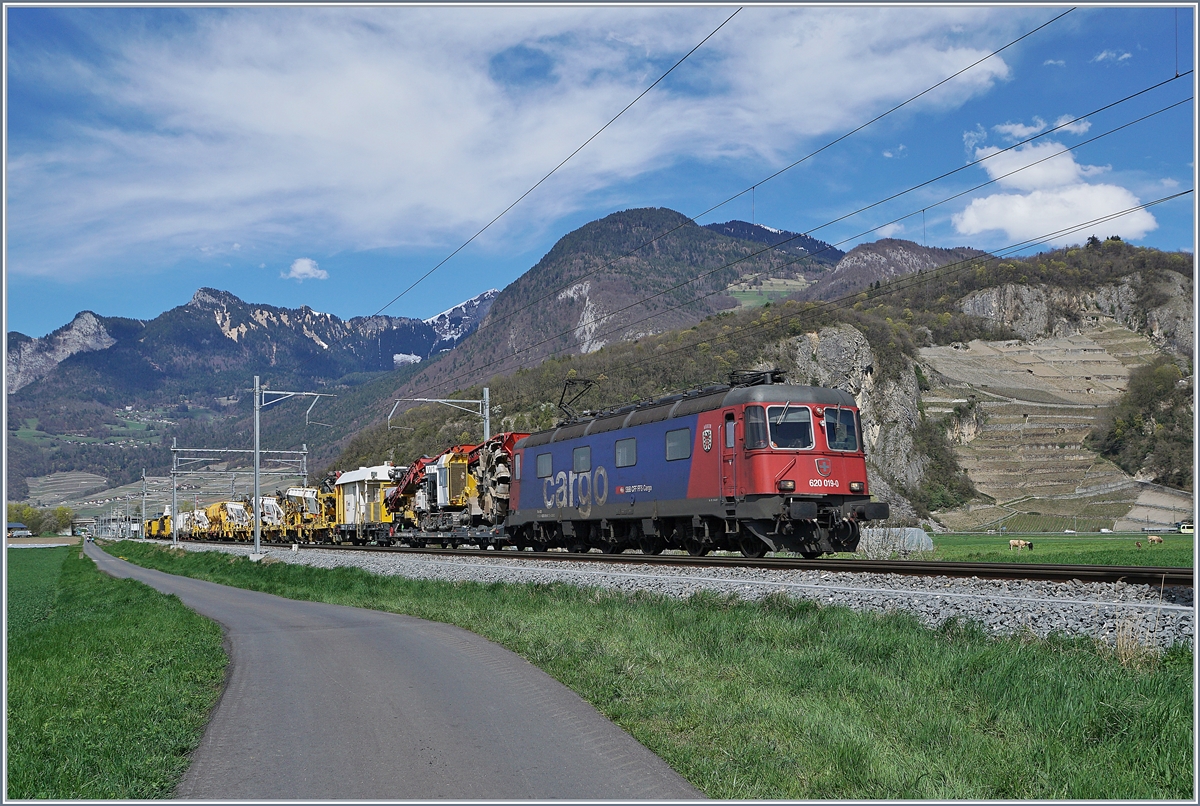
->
[175,539,1194,588]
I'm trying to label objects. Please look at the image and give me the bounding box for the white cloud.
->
[876,222,905,238]
[6,6,1024,278]
[962,124,988,154]
[1052,115,1091,136]
[953,140,1156,246]
[882,144,907,159]
[953,186,1156,246]
[1043,59,1065,66]
[282,257,328,281]
[993,117,1046,142]
[1092,49,1131,63]
[974,142,1100,191]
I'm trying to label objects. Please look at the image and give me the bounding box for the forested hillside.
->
[1087,356,1193,490]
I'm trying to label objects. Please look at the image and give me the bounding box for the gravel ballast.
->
[152,542,1193,650]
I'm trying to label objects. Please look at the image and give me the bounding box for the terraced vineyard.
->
[921,324,1192,533]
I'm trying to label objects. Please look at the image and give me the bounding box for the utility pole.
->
[141,469,147,540]
[171,438,178,545]
[252,379,334,558]
[254,375,261,555]
[389,387,490,440]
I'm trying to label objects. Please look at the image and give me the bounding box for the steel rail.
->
[176,539,1193,588]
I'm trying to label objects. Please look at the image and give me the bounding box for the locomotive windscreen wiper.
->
[775,401,791,426]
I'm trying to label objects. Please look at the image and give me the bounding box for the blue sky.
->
[4,4,1195,339]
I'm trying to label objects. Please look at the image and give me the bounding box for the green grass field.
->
[106,541,1194,799]
[7,547,69,637]
[728,277,810,308]
[6,547,227,799]
[928,533,1193,567]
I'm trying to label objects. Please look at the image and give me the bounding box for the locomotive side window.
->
[824,408,860,451]
[665,428,691,461]
[744,406,768,449]
[573,446,591,473]
[514,453,521,480]
[724,413,736,449]
[615,437,637,467]
[767,405,814,449]
[537,453,553,478]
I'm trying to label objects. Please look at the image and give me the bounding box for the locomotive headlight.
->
[777,480,796,492]
[849,481,864,493]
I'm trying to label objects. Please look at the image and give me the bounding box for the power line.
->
[453,8,1078,344]
[400,88,1192,401]
[369,7,743,319]
[458,91,1193,390]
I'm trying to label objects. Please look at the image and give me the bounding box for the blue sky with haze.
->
[4,4,1195,339]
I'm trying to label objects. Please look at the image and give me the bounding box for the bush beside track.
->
[110,541,1193,799]
[6,546,227,799]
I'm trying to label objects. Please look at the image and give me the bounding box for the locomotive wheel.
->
[600,543,624,555]
[684,538,710,557]
[567,539,588,554]
[739,536,769,558]
[637,535,664,555]
[799,549,821,559]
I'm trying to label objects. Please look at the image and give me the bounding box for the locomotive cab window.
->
[615,437,637,468]
[767,405,814,449]
[536,453,553,478]
[514,453,521,481]
[573,446,591,473]
[824,408,860,451]
[724,413,736,449]
[665,428,691,461]
[744,406,768,449]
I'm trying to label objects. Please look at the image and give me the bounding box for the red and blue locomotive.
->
[506,370,889,557]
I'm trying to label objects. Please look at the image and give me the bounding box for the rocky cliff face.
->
[958,271,1194,359]
[760,323,924,522]
[6,312,123,393]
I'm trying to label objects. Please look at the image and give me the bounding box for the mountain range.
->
[3,209,930,499]
[7,207,1192,518]
[7,287,498,397]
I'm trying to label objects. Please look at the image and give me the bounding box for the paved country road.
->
[85,544,703,800]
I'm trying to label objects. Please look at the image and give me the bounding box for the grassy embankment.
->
[110,540,1192,799]
[6,546,227,799]
[927,533,1193,567]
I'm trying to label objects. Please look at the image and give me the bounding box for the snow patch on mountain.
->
[424,289,499,351]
